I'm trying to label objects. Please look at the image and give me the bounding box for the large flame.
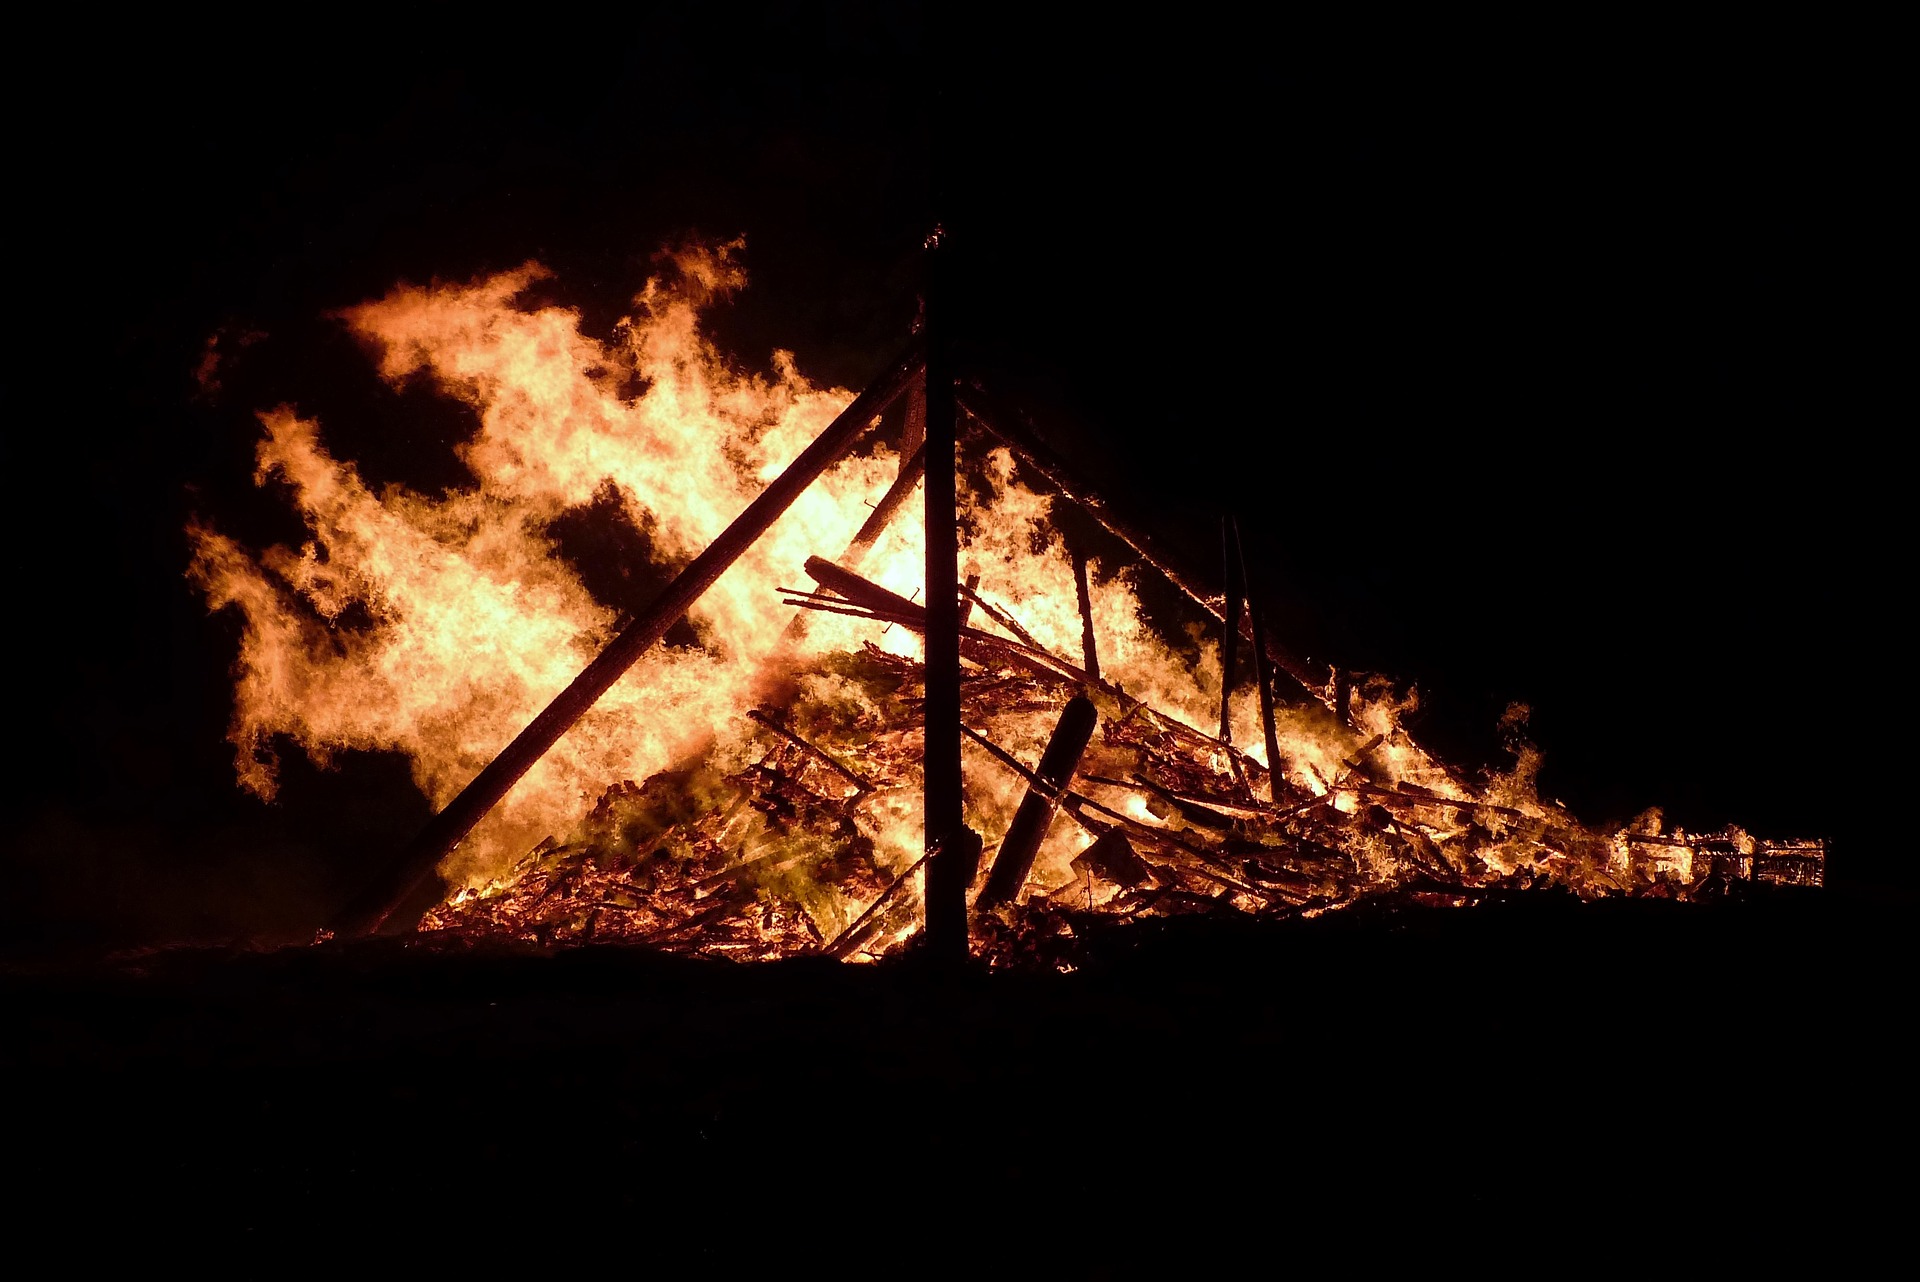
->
[191,244,924,886]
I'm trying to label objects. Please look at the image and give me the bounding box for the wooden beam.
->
[976,695,1099,909]
[1071,545,1100,681]
[1232,516,1285,797]
[745,708,876,793]
[922,227,969,965]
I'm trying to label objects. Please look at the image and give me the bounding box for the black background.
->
[6,7,1903,951]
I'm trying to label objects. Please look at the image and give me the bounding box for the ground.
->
[5,889,1908,1264]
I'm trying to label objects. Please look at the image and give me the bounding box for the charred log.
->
[1231,517,1284,793]
[978,696,1099,909]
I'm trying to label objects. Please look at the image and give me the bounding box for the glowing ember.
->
[189,241,1822,965]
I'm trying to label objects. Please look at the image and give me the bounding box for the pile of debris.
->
[424,546,1822,965]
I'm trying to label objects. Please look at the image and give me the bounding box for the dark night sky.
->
[5,8,1903,949]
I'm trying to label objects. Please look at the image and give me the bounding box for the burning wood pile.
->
[187,245,1821,968]
[420,534,1821,965]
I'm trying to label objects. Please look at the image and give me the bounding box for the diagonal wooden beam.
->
[333,337,927,937]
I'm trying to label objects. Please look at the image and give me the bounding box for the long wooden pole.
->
[921,227,971,964]
[333,338,926,937]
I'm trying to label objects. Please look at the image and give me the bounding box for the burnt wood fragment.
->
[1072,829,1154,889]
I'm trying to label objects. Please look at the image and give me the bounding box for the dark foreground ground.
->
[5,889,1912,1267]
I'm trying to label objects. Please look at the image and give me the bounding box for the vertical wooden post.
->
[1071,546,1100,682]
[1219,516,1243,745]
[957,572,981,629]
[332,339,925,937]
[922,226,970,964]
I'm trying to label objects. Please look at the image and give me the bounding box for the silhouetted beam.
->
[804,555,924,617]
[955,377,1330,705]
[1233,517,1284,795]
[333,337,927,937]
[745,708,876,792]
[1071,545,1100,681]
[976,695,1099,910]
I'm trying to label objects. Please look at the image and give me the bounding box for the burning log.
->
[926,827,981,963]
[1754,838,1825,888]
[923,229,968,964]
[194,247,1831,970]
[956,581,1048,656]
[977,695,1100,909]
[1071,829,1155,890]
[824,849,930,959]
[332,338,927,937]
[1071,545,1100,681]
[1220,517,1243,745]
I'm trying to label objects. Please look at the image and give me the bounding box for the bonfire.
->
[188,241,1822,968]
